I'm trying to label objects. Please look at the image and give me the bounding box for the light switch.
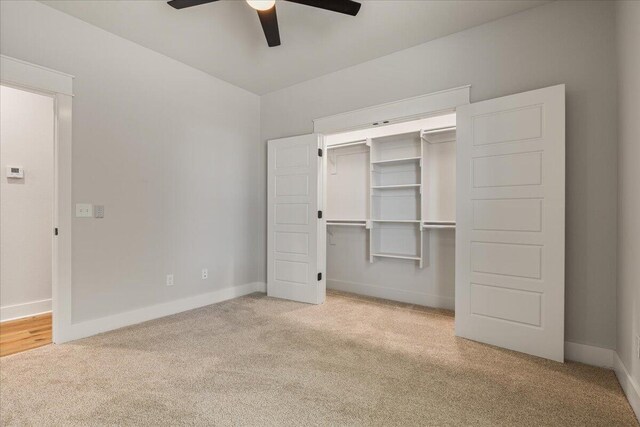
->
[94,205,104,218]
[75,203,93,218]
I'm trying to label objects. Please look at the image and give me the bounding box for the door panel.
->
[456,85,565,362]
[267,134,325,304]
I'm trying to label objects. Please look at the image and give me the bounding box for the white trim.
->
[0,299,52,322]
[51,92,73,344]
[57,282,266,343]
[1,56,74,345]
[0,55,74,96]
[615,353,640,421]
[313,85,470,134]
[564,341,615,368]
[327,279,454,310]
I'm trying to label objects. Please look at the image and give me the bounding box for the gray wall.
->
[261,1,619,349]
[0,1,263,323]
[616,1,640,386]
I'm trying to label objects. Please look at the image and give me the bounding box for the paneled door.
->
[267,134,326,304]
[455,85,565,362]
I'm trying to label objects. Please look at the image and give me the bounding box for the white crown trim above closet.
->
[313,85,470,134]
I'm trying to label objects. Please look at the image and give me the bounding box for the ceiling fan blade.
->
[167,0,219,10]
[285,0,361,16]
[257,6,281,47]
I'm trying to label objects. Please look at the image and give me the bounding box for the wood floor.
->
[0,313,52,357]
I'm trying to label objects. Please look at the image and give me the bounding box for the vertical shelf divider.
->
[367,138,374,263]
[419,133,424,269]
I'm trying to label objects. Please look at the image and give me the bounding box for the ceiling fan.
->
[167,0,362,47]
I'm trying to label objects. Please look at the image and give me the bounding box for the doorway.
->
[323,113,457,309]
[0,84,55,356]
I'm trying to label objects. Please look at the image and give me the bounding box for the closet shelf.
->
[371,156,421,166]
[372,219,420,223]
[327,140,368,150]
[372,184,420,189]
[327,219,367,227]
[372,252,421,261]
[422,221,456,229]
[421,126,456,144]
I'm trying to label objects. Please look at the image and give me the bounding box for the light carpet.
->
[0,291,637,426]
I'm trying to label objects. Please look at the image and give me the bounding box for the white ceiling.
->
[41,0,549,95]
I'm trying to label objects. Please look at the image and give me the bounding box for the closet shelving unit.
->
[326,120,457,269]
[369,132,425,266]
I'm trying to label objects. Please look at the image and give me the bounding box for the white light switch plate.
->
[75,203,93,218]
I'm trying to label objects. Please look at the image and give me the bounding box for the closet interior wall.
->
[325,114,456,309]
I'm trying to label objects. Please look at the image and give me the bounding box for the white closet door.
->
[267,134,326,304]
[455,85,565,362]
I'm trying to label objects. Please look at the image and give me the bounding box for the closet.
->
[267,84,566,363]
[324,114,456,306]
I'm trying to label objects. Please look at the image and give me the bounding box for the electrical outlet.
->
[166,274,174,286]
[201,269,208,280]
[94,205,104,218]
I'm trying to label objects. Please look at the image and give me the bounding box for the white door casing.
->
[267,134,326,304]
[455,85,565,362]
[1,55,73,343]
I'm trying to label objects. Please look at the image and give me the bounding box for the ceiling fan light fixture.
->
[246,0,275,11]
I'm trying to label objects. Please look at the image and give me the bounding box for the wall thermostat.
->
[6,166,24,179]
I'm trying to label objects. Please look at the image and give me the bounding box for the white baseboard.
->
[565,341,615,368]
[327,279,454,310]
[58,282,265,343]
[1,298,52,322]
[615,353,640,422]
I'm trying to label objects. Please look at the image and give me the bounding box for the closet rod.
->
[327,222,367,227]
[327,140,368,150]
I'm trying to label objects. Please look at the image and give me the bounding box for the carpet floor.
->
[0,291,637,426]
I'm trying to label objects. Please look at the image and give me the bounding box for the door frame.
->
[313,86,470,306]
[1,55,74,343]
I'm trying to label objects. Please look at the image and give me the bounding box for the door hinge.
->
[317,272,322,281]
[54,228,59,236]
[318,148,323,157]
[318,210,323,219]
